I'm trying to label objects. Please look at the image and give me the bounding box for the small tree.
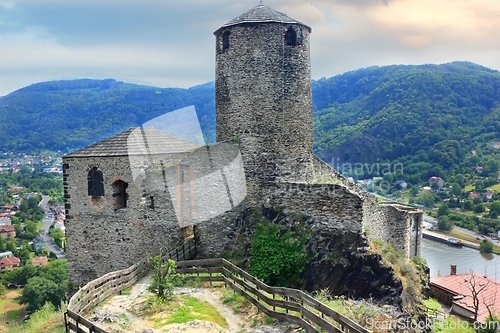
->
[437,204,450,217]
[463,272,490,322]
[147,253,179,301]
[474,203,486,214]
[480,240,494,254]
[437,216,453,231]
[464,200,474,211]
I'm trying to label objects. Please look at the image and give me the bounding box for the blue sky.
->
[1,0,499,96]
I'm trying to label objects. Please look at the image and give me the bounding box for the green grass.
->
[490,183,500,193]
[221,288,250,314]
[423,298,441,314]
[6,308,24,322]
[154,296,228,328]
[464,184,475,192]
[8,303,66,333]
[119,286,132,295]
[432,316,475,333]
[0,291,25,325]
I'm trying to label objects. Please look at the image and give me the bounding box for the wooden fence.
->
[64,239,196,333]
[176,258,372,333]
[65,240,371,333]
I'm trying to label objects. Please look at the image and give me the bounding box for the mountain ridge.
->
[1,61,499,183]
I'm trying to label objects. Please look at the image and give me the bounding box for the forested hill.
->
[312,61,500,181]
[0,79,216,152]
[1,61,500,181]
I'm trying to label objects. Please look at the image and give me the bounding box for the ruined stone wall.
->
[63,143,248,286]
[215,22,314,204]
[261,182,364,234]
[311,154,422,257]
[364,203,423,257]
[63,154,183,287]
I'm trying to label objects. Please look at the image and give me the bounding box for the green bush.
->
[248,222,309,287]
[480,240,494,253]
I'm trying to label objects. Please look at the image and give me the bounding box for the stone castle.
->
[63,5,422,296]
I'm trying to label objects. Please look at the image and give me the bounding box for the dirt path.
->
[87,273,291,333]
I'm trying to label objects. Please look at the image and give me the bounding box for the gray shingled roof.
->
[64,127,200,157]
[217,4,311,32]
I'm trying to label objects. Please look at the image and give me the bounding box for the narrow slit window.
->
[112,180,128,210]
[223,31,230,50]
[87,167,104,197]
[285,27,297,46]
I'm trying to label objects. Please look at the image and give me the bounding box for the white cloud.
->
[0,0,499,96]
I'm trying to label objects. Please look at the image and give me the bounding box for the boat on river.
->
[447,237,463,247]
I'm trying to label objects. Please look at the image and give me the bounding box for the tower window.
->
[87,167,104,198]
[285,27,297,46]
[223,31,230,50]
[112,180,128,210]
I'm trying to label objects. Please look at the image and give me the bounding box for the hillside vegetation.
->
[0,61,499,184]
[312,61,500,182]
[0,79,215,153]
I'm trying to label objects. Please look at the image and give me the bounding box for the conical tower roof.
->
[215,4,311,33]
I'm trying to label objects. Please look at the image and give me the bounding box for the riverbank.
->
[421,238,500,278]
[424,228,500,255]
[422,231,479,250]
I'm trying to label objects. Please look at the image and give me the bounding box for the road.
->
[39,195,66,259]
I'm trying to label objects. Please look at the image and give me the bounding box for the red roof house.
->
[30,256,48,266]
[0,225,16,239]
[468,192,480,200]
[431,272,500,322]
[0,256,20,271]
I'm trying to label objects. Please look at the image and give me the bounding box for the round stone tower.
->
[214,5,314,201]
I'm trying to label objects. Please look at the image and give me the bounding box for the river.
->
[421,238,500,278]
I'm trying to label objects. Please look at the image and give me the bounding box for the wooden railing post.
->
[64,312,69,333]
[301,299,304,319]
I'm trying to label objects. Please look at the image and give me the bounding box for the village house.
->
[0,256,20,271]
[430,267,500,322]
[396,180,408,189]
[0,225,16,239]
[31,237,47,254]
[468,192,480,200]
[30,256,48,266]
[484,191,493,201]
[429,176,444,189]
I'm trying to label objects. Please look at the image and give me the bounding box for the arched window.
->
[223,31,230,50]
[285,27,297,46]
[112,180,128,210]
[87,167,104,197]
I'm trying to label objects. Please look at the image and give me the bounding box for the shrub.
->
[248,222,309,287]
[480,240,494,253]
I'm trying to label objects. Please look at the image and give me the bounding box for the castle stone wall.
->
[215,22,314,204]
[262,182,364,234]
[311,154,422,257]
[63,154,183,287]
[63,143,248,287]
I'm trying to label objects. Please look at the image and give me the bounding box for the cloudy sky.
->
[0,0,499,96]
